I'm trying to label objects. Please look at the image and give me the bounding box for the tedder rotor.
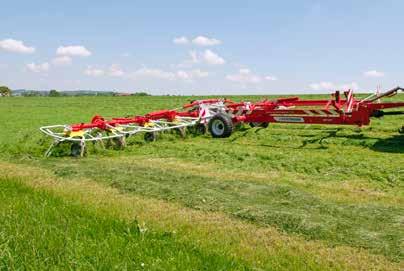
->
[40,99,231,157]
[40,86,404,157]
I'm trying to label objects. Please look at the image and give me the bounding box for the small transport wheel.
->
[399,126,404,134]
[144,132,157,142]
[71,142,86,157]
[208,113,233,138]
[249,122,269,128]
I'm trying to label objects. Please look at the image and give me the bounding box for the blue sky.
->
[1,0,403,94]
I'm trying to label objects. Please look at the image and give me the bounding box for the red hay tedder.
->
[207,86,404,137]
[40,86,404,156]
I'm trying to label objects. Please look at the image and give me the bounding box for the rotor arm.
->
[366,86,404,103]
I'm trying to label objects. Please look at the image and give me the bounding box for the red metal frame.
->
[229,87,404,127]
[63,87,404,134]
[69,100,213,132]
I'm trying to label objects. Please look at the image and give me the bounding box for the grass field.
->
[0,95,403,270]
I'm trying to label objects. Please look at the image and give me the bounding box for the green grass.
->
[0,177,250,270]
[35,155,403,261]
[0,95,403,269]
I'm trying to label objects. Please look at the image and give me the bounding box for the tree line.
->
[0,85,151,97]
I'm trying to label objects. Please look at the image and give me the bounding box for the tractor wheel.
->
[144,132,157,142]
[208,113,233,138]
[71,142,86,157]
[249,122,269,128]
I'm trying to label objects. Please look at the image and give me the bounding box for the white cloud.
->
[309,81,359,91]
[189,50,199,63]
[192,36,221,46]
[363,70,384,77]
[0,39,35,54]
[84,67,104,77]
[26,62,49,73]
[82,64,207,82]
[191,69,209,78]
[130,67,208,81]
[227,69,261,84]
[202,49,225,65]
[226,69,277,84]
[176,51,200,68]
[132,68,176,80]
[340,82,359,91]
[309,82,336,91]
[52,56,72,66]
[173,35,222,46]
[57,45,92,57]
[173,36,189,45]
[265,75,278,81]
[109,64,124,77]
[83,65,125,77]
[176,70,189,80]
[178,50,225,67]
[176,69,209,81]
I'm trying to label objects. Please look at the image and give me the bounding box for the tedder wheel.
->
[144,132,157,142]
[106,137,125,149]
[196,123,207,134]
[175,127,186,138]
[249,122,269,128]
[191,123,206,135]
[208,113,233,138]
[70,142,86,157]
[112,137,126,149]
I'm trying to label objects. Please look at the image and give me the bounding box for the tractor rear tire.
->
[208,113,233,138]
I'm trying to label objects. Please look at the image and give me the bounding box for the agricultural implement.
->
[206,86,404,138]
[40,99,230,157]
[40,86,404,156]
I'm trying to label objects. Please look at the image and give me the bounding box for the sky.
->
[0,0,403,95]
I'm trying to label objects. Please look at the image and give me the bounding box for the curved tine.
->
[80,138,86,157]
[45,141,57,157]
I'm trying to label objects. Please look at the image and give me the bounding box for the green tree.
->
[0,86,12,96]
[49,89,61,97]
[22,91,41,97]
[132,92,150,96]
